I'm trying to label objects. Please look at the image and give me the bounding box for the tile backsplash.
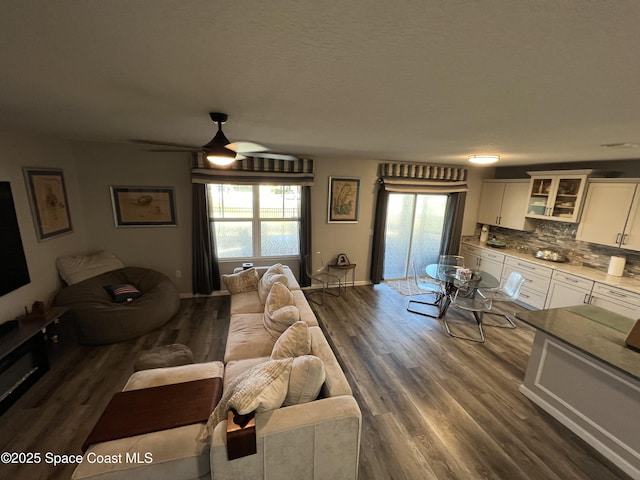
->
[467,220,640,277]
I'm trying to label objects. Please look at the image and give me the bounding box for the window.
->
[208,184,301,259]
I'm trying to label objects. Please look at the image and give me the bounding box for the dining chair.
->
[304,251,342,305]
[476,271,526,329]
[406,261,445,318]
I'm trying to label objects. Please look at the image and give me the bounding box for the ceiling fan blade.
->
[147,148,200,152]
[130,139,201,149]
[226,141,269,153]
[247,152,299,161]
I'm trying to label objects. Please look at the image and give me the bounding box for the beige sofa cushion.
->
[72,361,224,480]
[222,267,258,294]
[292,290,319,327]
[265,281,294,313]
[225,313,276,363]
[271,321,311,359]
[258,264,289,304]
[264,305,300,340]
[264,282,299,339]
[205,358,294,437]
[285,355,326,406]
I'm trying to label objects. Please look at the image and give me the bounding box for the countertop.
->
[516,305,639,380]
[463,240,640,294]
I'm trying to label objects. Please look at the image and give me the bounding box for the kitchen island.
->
[517,305,640,479]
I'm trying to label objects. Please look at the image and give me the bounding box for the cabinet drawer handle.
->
[622,233,629,245]
[583,293,590,304]
[520,292,531,298]
[616,233,622,244]
[563,277,579,283]
[606,290,628,298]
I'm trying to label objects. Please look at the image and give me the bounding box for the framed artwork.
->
[110,186,177,227]
[328,177,360,223]
[23,168,73,241]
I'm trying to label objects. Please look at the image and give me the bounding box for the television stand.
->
[0,307,68,415]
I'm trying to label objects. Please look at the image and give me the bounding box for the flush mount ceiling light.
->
[468,155,500,165]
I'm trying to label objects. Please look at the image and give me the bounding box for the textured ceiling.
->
[0,0,639,166]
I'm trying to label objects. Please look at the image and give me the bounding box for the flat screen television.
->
[0,181,31,296]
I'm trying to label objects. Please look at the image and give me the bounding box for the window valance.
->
[191,153,314,186]
[378,162,468,193]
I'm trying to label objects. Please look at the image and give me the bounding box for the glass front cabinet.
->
[525,170,594,223]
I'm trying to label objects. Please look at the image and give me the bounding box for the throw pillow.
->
[202,358,294,439]
[104,284,142,303]
[284,355,326,406]
[265,281,294,315]
[56,250,125,285]
[258,264,289,304]
[271,321,311,359]
[264,306,300,340]
[222,267,259,294]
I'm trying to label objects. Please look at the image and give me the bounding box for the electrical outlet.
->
[175,270,182,278]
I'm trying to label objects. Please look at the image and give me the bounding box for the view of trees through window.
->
[207,184,301,259]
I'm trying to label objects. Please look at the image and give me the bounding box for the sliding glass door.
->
[383,193,447,279]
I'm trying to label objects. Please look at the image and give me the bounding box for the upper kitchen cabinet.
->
[525,170,593,223]
[576,180,640,251]
[477,180,534,231]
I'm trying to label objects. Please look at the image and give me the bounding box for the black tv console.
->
[0,307,68,415]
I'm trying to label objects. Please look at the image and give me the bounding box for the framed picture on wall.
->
[110,186,177,227]
[328,177,360,223]
[23,167,73,241]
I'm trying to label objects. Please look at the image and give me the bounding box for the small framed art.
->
[110,186,177,227]
[336,253,351,266]
[328,177,360,223]
[23,167,73,241]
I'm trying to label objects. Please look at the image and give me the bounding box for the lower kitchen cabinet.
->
[589,283,640,318]
[544,271,594,309]
[501,257,552,310]
[460,244,505,280]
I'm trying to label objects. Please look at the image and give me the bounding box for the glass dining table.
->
[426,263,500,342]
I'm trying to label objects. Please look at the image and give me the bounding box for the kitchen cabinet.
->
[525,170,593,223]
[501,257,552,309]
[460,244,505,280]
[544,271,594,309]
[576,181,640,251]
[589,283,640,319]
[477,180,534,231]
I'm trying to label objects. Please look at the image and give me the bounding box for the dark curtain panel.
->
[440,192,467,256]
[192,183,220,294]
[369,183,390,284]
[298,185,312,286]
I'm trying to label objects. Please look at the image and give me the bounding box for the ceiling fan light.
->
[206,154,236,166]
[468,155,499,165]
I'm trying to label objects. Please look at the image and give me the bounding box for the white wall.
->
[310,156,491,283]
[1,131,490,324]
[73,143,193,292]
[0,129,87,323]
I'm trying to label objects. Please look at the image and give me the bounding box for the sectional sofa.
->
[72,264,361,480]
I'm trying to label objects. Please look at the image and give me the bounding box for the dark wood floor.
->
[0,286,630,480]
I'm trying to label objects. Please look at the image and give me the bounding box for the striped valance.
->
[379,162,468,193]
[191,153,314,185]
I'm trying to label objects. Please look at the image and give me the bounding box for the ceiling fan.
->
[131,112,298,166]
